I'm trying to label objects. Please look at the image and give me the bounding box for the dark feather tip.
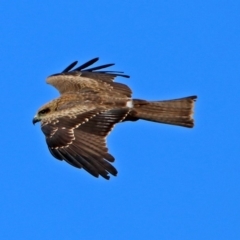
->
[62,61,78,73]
[72,57,99,71]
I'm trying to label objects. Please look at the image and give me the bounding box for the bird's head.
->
[33,100,58,125]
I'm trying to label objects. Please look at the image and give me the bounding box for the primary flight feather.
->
[33,57,197,180]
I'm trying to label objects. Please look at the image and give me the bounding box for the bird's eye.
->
[39,108,50,115]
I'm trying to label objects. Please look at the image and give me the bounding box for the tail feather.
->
[126,96,197,128]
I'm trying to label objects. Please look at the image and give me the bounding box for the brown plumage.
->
[33,57,197,180]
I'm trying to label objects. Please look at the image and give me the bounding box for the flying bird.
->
[33,57,197,180]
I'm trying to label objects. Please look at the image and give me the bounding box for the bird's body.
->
[33,58,197,179]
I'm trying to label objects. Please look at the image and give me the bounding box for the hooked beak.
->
[32,116,40,125]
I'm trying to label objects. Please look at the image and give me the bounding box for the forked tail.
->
[126,96,197,128]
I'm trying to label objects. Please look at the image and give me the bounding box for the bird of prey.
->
[33,57,197,180]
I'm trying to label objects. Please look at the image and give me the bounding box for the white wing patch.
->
[126,100,133,108]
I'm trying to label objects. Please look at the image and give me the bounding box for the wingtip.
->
[61,61,78,73]
[71,57,100,72]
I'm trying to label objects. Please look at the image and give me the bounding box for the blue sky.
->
[0,0,239,239]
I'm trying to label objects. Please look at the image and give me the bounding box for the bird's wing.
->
[41,107,130,179]
[46,58,132,97]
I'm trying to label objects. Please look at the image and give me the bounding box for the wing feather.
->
[62,61,78,73]
[72,58,99,71]
[46,58,131,97]
[41,108,129,179]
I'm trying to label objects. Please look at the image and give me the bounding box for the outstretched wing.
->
[46,58,132,97]
[41,107,130,179]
